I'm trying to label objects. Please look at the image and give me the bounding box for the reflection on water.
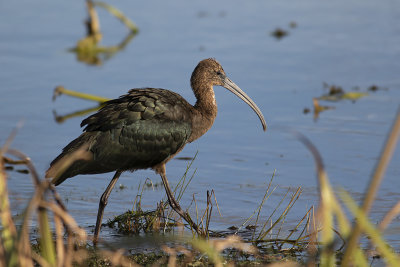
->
[53,105,102,124]
[51,85,109,123]
[70,0,138,65]
[72,32,137,66]
[1,0,400,252]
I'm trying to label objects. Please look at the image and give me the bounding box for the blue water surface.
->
[1,0,399,250]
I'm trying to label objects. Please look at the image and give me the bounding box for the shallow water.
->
[1,0,400,251]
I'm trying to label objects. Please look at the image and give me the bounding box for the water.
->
[1,0,400,251]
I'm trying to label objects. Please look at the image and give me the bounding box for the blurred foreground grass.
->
[1,106,400,266]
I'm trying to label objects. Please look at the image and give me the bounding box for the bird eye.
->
[216,71,222,76]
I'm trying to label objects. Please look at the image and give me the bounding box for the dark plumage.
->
[49,89,193,185]
[46,58,266,243]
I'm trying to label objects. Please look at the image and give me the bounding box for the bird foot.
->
[167,199,202,235]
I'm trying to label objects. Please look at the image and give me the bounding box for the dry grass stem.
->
[342,106,400,265]
[93,1,139,33]
[379,200,400,232]
[53,86,110,103]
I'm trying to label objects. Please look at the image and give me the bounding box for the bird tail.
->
[46,133,94,185]
[46,166,70,186]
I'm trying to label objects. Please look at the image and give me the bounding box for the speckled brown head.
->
[191,58,267,131]
[191,58,226,92]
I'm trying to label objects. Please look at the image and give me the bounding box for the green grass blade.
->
[0,167,18,266]
[340,189,400,266]
[342,107,400,265]
[0,130,20,266]
[38,208,56,266]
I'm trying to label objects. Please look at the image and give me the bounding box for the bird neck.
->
[194,87,217,115]
[189,85,218,142]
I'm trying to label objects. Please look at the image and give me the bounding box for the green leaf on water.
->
[341,92,368,100]
[319,91,368,101]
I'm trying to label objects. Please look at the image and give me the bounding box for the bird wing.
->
[81,88,193,130]
[48,88,194,184]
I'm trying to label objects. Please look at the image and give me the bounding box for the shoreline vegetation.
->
[1,104,399,266]
[2,0,399,265]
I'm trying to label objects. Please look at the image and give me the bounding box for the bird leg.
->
[93,170,122,245]
[159,171,201,235]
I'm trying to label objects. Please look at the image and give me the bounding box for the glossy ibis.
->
[46,58,267,243]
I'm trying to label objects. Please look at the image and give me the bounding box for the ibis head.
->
[191,58,267,132]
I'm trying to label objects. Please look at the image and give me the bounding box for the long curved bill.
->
[223,76,267,131]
